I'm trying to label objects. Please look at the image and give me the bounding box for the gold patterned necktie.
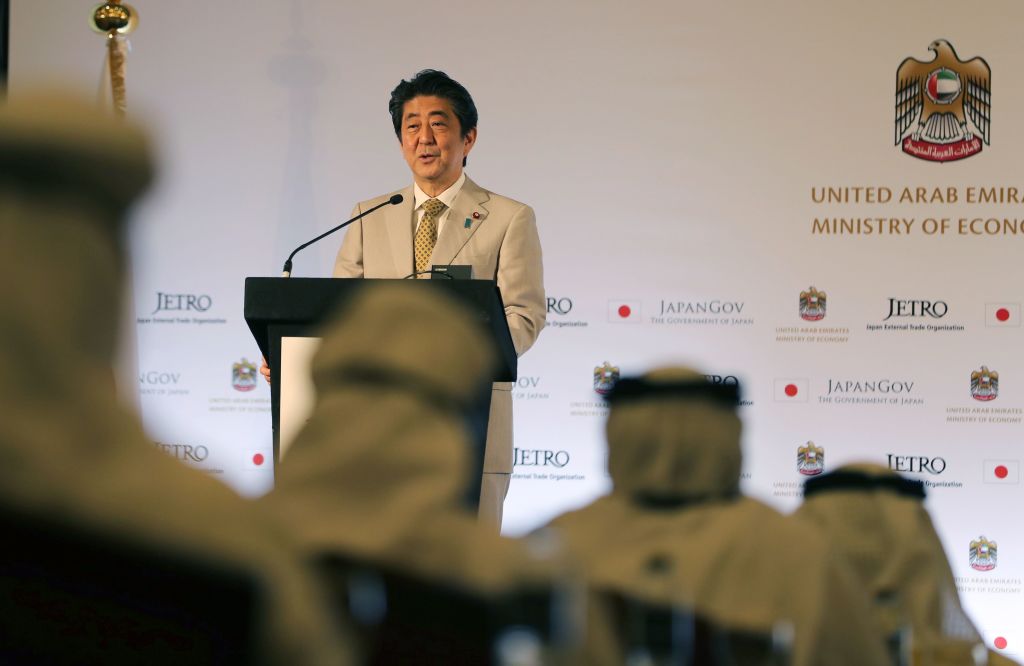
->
[414,198,446,273]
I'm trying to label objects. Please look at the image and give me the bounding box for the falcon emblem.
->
[593,362,620,396]
[970,365,999,402]
[797,441,825,476]
[799,287,826,322]
[895,39,991,162]
[969,536,997,571]
[232,357,259,392]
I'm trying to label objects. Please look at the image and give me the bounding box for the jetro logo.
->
[546,297,573,316]
[155,442,209,463]
[151,292,212,315]
[797,441,825,476]
[969,536,997,571]
[799,287,826,322]
[970,366,998,401]
[233,358,259,392]
[594,362,619,396]
[886,454,946,475]
[883,299,948,321]
[895,39,991,162]
[514,448,570,468]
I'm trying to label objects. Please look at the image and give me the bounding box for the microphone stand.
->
[281,193,403,277]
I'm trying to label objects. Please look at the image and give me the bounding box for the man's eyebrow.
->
[404,110,450,122]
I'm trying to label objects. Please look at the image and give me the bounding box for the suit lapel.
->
[432,176,490,267]
[384,186,415,277]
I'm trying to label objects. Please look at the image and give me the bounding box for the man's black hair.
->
[389,70,478,156]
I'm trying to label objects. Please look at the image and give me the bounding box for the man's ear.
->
[462,127,478,158]
[461,128,477,167]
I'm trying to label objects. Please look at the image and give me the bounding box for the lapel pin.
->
[464,217,472,228]
[472,211,481,219]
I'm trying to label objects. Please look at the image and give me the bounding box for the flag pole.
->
[91,2,141,410]
[91,1,137,117]
[1,0,10,99]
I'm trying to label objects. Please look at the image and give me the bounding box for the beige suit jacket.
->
[333,176,545,473]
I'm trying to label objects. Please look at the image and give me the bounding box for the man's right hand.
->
[260,357,272,384]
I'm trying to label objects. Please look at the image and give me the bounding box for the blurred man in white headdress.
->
[797,463,1019,665]
[0,92,349,665]
[265,283,548,594]
[542,367,890,666]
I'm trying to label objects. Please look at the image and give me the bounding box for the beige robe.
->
[796,463,1020,665]
[265,283,549,594]
[543,367,891,666]
[0,93,349,666]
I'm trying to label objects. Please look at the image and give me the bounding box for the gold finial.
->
[91,2,138,35]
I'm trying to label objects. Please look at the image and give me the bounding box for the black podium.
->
[244,277,517,474]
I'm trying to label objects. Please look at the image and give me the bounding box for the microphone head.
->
[389,194,404,205]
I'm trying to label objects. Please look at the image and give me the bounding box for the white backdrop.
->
[10,0,1024,655]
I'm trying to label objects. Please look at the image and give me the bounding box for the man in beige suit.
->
[333,70,545,530]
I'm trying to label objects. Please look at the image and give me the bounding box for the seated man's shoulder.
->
[726,497,831,547]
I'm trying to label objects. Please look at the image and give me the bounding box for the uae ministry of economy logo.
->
[895,39,991,162]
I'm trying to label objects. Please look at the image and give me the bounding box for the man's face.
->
[399,95,476,192]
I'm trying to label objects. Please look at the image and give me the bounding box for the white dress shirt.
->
[413,171,466,236]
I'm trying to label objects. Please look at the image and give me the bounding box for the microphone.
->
[281,193,404,277]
